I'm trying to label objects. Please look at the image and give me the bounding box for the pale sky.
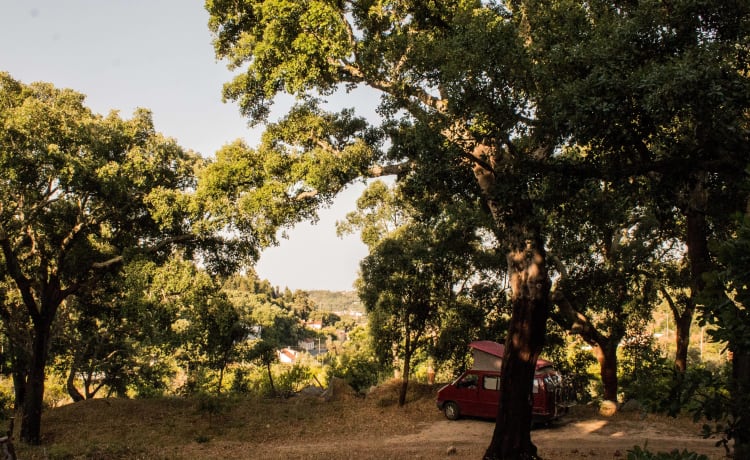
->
[0,0,371,291]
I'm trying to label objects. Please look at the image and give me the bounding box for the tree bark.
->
[66,367,84,403]
[673,177,710,373]
[593,342,618,403]
[266,362,276,397]
[551,290,622,405]
[484,244,550,460]
[660,287,694,374]
[9,345,28,413]
[398,331,412,407]
[11,370,26,413]
[20,317,52,445]
[673,307,693,373]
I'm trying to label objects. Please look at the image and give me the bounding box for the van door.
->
[477,373,501,418]
[451,372,481,416]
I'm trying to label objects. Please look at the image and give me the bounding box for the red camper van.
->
[436,341,572,423]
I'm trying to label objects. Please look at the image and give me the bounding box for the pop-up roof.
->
[469,340,554,371]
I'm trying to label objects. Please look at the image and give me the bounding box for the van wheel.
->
[444,402,460,420]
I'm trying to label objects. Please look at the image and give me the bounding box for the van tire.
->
[444,402,460,420]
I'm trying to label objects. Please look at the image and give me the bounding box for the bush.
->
[275,364,312,397]
[327,351,380,394]
[626,445,708,460]
[619,335,673,406]
[230,367,252,394]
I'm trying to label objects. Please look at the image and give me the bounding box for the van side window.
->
[532,379,540,394]
[483,376,500,391]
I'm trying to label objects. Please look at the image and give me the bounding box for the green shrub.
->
[627,445,708,460]
[327,351,380,394]
[275,364,312,397]
[619,335,672,406]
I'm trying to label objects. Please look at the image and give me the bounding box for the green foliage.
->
[702,211,750,348]
[204,2,750,456]
[697,209,750,455]
[327,351,380,394]
[551,342,597,405]
[274,364,313,397]
[618,334,673,406]
[626,445,708,460]
[326,326,380,394]
[0,380,13,421]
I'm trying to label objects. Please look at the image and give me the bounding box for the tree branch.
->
[549,254,604,345]
[0,224,40,321]
[367,161,412,178]
[659,286,680,318]
[89,234,196,270]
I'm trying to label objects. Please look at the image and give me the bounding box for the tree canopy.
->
[206,1,749,457]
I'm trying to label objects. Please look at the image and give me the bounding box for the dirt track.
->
[20,388,727,460]
[261,410,726,459]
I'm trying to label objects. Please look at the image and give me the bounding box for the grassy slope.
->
[12,381,721,460]
[15,381,436,460]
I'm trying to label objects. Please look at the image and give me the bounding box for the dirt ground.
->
[15,382,730,460]
[260,411,726,460]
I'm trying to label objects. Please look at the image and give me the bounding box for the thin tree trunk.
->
[484,244,550,460]
[266,362,276,397]
[661,288,694,374]
[217,364,225,396]
[399,332,412,407]
[66,367,84,403]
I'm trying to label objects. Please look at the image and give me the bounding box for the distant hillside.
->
[307,290,364,313]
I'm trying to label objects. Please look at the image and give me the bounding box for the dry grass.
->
[10,381,724,460]
[13,380,440,459]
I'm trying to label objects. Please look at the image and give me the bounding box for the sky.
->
[0,0,371,292]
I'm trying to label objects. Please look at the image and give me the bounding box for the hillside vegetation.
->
[306,290,364,314]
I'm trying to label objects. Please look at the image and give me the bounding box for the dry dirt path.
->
[264,412,726,459]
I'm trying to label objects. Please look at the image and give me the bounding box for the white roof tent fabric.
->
[469,341,555,372]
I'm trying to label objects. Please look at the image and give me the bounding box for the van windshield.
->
[456,374,478,389]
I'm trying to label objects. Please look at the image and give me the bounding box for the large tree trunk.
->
[9,344,28,413]
[20,317,52,445]
[484,244,550,460]
[673,178,710,373]
[11,370,26,413]
[593,342,618,403]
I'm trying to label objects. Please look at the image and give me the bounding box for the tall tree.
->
[547,175,666,403]
[206,2,556,456]
[342,179,510,386]
[525,0,750,379]
[0,74,207,444]
[703,208,750,458]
